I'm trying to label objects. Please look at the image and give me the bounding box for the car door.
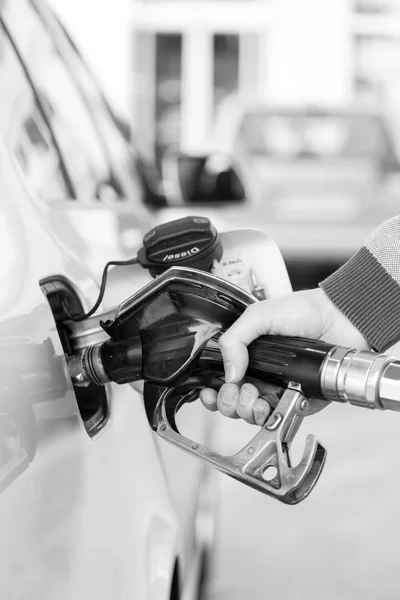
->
[1,0,213,530]
[7,0,216,564]
[0,13,210,600]
[0,138,186,600]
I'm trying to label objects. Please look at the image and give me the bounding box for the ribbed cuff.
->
[319,246,400,352]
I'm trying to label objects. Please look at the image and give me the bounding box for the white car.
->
[0,1,217,598]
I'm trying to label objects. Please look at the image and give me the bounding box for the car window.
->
[2,0,112,201]
[0,27,70,202]
[44,6,142,198]
[46,5,169,214]
[238,111,399,168]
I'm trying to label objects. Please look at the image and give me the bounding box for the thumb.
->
[218,301,277,383]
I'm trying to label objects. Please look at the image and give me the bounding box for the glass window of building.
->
[213,34,239,114]
[354,0,400,13]
[155,34,182,166]
[354,34,400,101]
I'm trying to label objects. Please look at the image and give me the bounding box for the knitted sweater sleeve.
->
[319,215,400,352]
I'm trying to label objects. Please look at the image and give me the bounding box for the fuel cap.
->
[137,215,223,277]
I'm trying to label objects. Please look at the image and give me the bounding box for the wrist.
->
[316,287,370,350]
[320,246,400,352]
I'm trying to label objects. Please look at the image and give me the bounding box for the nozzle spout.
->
[379,362,400,412]
[321,347,400,411]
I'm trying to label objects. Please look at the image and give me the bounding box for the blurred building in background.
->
[49,0,400,163]
[131,0,400,163]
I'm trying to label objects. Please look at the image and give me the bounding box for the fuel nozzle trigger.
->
[145,380,326,505]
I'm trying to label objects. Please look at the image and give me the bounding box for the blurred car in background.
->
[0,1,215,598]
[160,98,400,288]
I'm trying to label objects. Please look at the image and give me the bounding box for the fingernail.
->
[201,390,215,405]
[253,399,268,415]
[253,399,270,425]
[225,361,236,382]
[238,386,252,406]
[222,387,238,405]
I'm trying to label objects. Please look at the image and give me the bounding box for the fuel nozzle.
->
[320,347,400,412]
[68,267,243,388]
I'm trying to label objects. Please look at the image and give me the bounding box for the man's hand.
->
[199,288,369,424]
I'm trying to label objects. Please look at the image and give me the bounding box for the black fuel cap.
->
[137,215,223,277]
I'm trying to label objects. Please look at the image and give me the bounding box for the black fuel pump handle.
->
[96,331,334,399]
[93,328,400,414]
[199,334,335,398]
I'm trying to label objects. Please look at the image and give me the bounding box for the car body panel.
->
[0,138,185,599]
[0,2,211,595]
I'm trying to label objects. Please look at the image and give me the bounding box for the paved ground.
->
[205,403,400,600]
